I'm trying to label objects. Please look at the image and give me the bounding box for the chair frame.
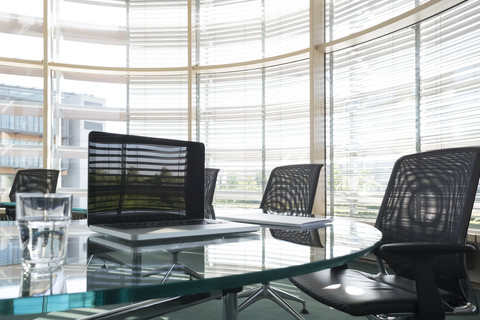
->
[290,147,480,320]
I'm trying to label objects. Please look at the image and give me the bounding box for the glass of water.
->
[16,193,72,270]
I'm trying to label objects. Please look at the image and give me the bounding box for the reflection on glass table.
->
[0,201,87,221]
[20,265,67,297]
[0,219,381,320]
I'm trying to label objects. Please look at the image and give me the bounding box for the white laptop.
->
[87,131,259,241]
[216,208,332,228]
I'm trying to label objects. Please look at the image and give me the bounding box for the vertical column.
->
[43,0,53,169]
[310,0,326,216]
[414,23,421,153]
[188,0,193,141]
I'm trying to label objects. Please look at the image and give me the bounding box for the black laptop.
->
[87,131,259,241]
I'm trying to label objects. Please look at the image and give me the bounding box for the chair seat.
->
[290,267,461,317]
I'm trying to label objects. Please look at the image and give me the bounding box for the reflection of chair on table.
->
[144,168,220,283]
[238,164,322,320]
[270,228,323,248]
[142,250,203,284]
[6,169,59,221]
[204,168,220,219]
[291,147,480,320]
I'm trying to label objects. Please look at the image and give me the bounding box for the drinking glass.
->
[16,193,72,269]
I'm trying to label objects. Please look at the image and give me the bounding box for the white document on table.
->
[215,208,332,228]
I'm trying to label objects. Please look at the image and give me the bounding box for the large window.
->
[196,0,310,207]
[326,0,480,226]
[198,60,310,207]
[0,0,310,209]
[1,0,478,227]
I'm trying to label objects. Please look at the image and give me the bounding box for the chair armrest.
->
[380,242,476,259]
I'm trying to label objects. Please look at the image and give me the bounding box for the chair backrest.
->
[375,147,480,297]
[9,169,60,202]
[260,164,322,216]
[204,168,220,219]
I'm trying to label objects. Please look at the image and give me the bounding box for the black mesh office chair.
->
[238,164,323,320]
[290,147,480,320]
[205,168,220,219]
[6,169,60,220]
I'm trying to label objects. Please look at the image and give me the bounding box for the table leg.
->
[222,292,238,320]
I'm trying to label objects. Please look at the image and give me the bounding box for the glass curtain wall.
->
[0,1,44,193]
[2,0,478,223]
[198,60,310,207]
[0,0,310,209]
[197,0,310,207]
[325,0,480,225]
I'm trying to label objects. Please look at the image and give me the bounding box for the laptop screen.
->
[87,131,205,226]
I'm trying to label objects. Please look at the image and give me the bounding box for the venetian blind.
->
[419,2,480,220]
[325,0,415,41]
[196,0,310,208]
[128,75,189,140]
[128,0,188,68]
[326,27,416,218]
[326,0,480,220]
[198,59,310,208]
[197,0,309,65]
[197,69,264,206]
[419,2,480,150]
[127,0,189,140]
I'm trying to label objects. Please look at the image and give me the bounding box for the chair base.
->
[238,283,308,320]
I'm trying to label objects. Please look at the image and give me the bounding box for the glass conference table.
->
[0,218,381,320]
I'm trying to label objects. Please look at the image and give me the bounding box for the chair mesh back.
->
[9,169,59,202]
[204,168,219,219]
[260,164,322,216]
[375,147,480,296]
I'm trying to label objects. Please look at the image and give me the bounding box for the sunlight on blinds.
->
[327,28,416,218]
[264,0,309,57]
[198,69,264,206]
[197,0,309,65]
[198,0,263,65]
[129,75,189,140]
[419,3,480,150]
[326,1,480,220]
[128,0,188,68]
[198,60,310,207]
[325,0,415,41]
[265,60,310,166]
